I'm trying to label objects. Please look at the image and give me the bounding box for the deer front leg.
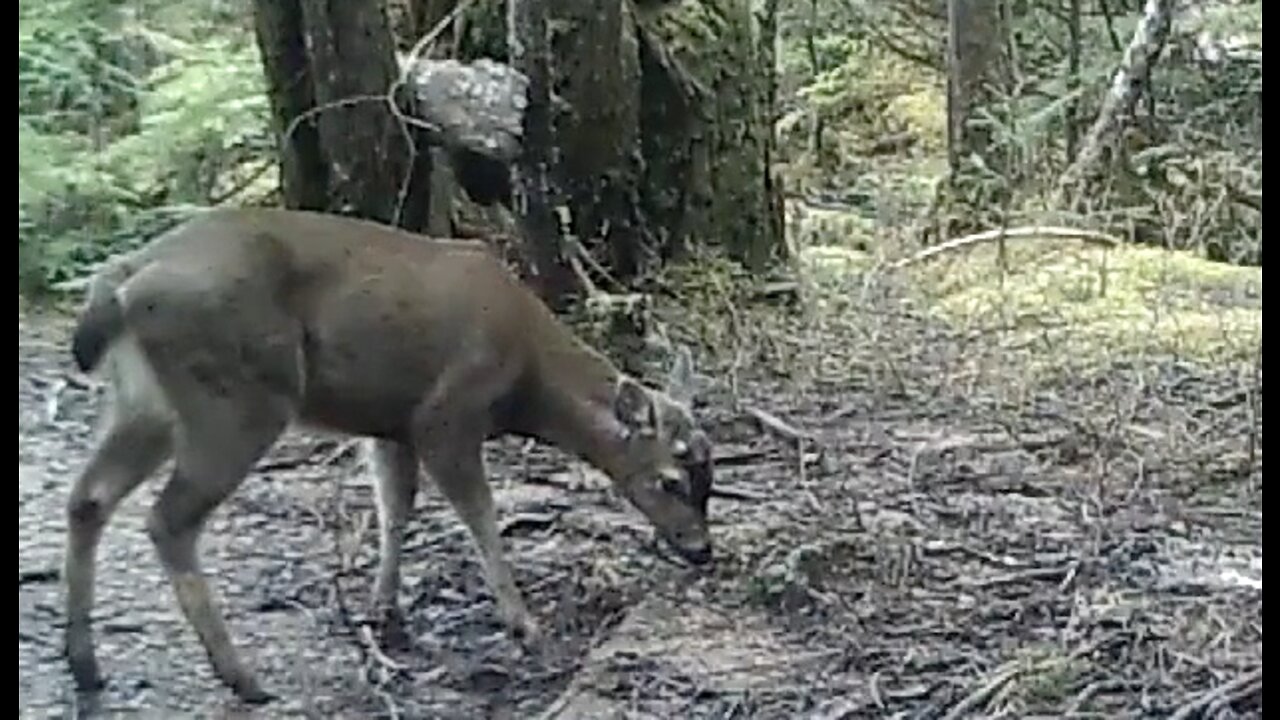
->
[368,438,420,648]
[418,436,540,645]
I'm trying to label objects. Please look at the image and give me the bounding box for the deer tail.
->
[69,259,138,374]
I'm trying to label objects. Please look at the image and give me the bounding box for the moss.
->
[909,237,1261,367]
[885,88,947,152]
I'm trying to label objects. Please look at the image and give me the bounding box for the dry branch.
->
[892,226,1120,270]
[1167,668,1262,720]
[745,406,812,442]
[708,484,767,502]
[1054,0,1177,206]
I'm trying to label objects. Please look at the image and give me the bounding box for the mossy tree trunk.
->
[550,0,651,279]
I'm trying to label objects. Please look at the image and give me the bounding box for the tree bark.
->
[550,0,650,278]
[939,0,1010,236]
[508,0,577,306]
[253,0,328,211]
[945,0,1004,174]
[639,0,784,270]
[253,0,432,230]
[299,0,424,226]
[1065,0,1082,161]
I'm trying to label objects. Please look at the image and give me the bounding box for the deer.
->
[62,207,716,703]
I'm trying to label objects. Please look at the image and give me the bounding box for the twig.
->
[868,671,886,709]
[1065,679,1130,714]
[709,485,766,502]
[565,251,600,296]
[956,564,1072,589]
[940,664,1023,720]
[891,226,1120,270]
[358,624,407,672]
[745,406,811,442]
[712,448,771,466]
[1058,559,1082,591]
[1166,668,1261,720]
[284,95,389,147]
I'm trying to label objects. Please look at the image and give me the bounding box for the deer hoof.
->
[508,614,543,649]
[231,676,275,705]
[376,608,412,650]
[68,656,105,693]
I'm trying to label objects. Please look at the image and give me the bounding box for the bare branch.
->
[893,225,1119,269]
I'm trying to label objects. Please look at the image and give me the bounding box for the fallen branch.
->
[745,406,812,442]
[18,568,59,586]
[712,448,771,467]
[891,226,1120,270]
[957,564,1073,590]
[708,484,767,502]
[1167,668,1261,720]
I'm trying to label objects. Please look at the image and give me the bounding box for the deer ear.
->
[615,376,657,433]
[665,345,698,405]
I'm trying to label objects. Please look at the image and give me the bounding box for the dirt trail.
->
[19,308,1261,718]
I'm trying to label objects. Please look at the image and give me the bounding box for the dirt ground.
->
[18,291,1261,718]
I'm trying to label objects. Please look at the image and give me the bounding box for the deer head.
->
[608,348,715,564]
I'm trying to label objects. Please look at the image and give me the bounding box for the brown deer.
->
[63,207,716,703]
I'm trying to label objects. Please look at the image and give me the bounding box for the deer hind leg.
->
[64,338,175,691]
[144,388,290,704]
[368,438,420,647]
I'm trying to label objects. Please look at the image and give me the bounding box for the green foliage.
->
[17,0,272,297]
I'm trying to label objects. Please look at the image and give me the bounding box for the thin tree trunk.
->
[939,0,1009,237]
[945,0,1003,173]
[1065,0,1082,161]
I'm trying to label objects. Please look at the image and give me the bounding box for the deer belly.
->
[295,340,433,439]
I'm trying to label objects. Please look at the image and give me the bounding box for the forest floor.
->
[18,242,1262,718]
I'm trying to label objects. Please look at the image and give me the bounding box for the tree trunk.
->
[253,0,328,211]
[946,0,1004,173]
[508,0,577,306]
[940,0,1010,236]
[416,0,784,280]
[1065,0,1082,161]
[253,0,432,230]
[638,0,783,270]
[550,0,650,278]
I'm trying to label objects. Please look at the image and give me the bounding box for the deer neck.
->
[522,334,636,482]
